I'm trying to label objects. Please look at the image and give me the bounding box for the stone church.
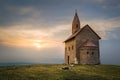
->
[64,12,101,65]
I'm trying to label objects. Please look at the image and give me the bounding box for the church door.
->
[68,56,69,64]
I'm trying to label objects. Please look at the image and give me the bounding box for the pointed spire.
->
[75,9,77,13]
[72,10,80,34]
[75,9,77,16]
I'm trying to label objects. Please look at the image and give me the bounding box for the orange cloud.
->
[0,27,61,48]
[0,16,120,48]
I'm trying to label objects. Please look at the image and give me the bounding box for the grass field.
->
[0,64,120,80]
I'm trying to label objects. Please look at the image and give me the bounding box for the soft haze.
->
[0,0,120,65]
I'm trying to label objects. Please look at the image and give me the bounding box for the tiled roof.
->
[82,40,97,47]
[64,24,101,42]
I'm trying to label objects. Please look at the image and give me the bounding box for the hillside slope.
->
[0,65,120,80]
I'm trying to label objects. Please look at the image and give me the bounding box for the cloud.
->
[81,16,120,40]
[0,0,45,27]
[94,0,120,9]
[0,15,120,48]
[0,28,54,48]
[5,6,36,16]
[0,1,119,47]
[0,22,70,48]
[0,0,120,64]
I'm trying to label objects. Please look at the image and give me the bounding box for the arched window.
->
[72,45,74,50]
[92,52,94,55]
[87,52,89,54]
[69,47,70,51]
[76,24,78,29]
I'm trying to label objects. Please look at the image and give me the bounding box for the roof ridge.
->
[64,24,101,42]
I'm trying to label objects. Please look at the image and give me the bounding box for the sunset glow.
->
[0,0,120,65]
[33,43,42,48]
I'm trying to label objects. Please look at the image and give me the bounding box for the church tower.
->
[64,11,101,65]
[72,11,80,34]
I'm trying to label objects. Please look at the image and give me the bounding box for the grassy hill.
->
[0,64,120,80]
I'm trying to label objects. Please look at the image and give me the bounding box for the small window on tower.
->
[87,52,89,54]
[72,45,74,50]
[76,24,78,28]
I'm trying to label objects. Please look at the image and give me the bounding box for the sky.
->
[0,0,120,65]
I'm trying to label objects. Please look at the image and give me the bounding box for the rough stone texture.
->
[75,25,100,64]
[80,47,99,64]
[65,39,76,64]
[72,12,80,34]
[64,12,101,65]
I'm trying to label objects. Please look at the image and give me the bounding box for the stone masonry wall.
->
[65,39,76,64]
[80,47,99,64]
[75,26,100,64]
